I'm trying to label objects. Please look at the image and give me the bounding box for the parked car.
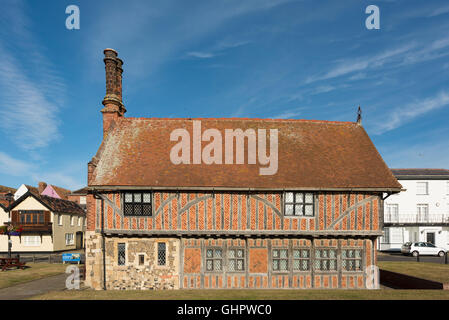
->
[401,242,447,257]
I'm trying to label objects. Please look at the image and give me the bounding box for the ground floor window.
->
[314,249,337,271]
[118,243,126,266]
[293,249,310,271]
[228,248,245,272]
[342,249,363,271]
[158,242,166,266]
[272,248,288,271]
[206,248,223,271]
[23,236,41,246]
[65,233,74,245]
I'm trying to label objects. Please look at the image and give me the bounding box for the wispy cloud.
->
[271,109,303,119]
[305,45,415,84]
[187,51,216,59]
[0,0,65,150]
[373,91,449,134]
[0,152,33,176]
[428,5,449,17]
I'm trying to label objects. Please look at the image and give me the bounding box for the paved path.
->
[0,273,67,300]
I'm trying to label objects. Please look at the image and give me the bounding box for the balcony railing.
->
[11,222,53,233]
[384,214,449,224]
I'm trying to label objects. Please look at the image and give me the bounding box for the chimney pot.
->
[101,49,126,139]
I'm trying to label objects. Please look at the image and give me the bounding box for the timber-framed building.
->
[85,49,402,290]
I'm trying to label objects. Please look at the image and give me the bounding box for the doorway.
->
[426,232,435,245]
[76,232,84,249]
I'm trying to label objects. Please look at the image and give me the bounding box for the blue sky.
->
[0,0,448,190]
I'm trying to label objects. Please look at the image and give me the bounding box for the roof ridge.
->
[123,117,356,125]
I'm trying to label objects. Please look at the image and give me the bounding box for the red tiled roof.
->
[0,185,16,193]
[9,192,85,215]
[89,118,401,190]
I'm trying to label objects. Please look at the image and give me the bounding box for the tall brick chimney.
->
[101,48,126,139]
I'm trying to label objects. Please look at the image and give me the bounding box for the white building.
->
[379,169,449,251]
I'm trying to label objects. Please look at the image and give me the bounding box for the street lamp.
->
[4,192,14,258]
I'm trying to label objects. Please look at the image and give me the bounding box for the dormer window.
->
[123,192,152,216]
[284,192,314,216]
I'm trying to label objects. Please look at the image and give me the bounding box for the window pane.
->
[305,193,313,203]
[285,204,294,216]
[305,205,313,216]
[158,242,166,265]
[143,193,151,203]
[280,249,287,258]
[273,260,279,270]
[134,204,142,215]
[302,260,309,271]
[302,250,309,258]
[229,259,235,271]
[214,259,222,271]
[273,250,279,258]
[315,250,321,258]
[329,259,336,270]
[329,250,336,258]
[293,259,300,270]
[285,192,293,203]
[125,193,133,203]
[293,250,300,258]
[295,204,303,215]
[133,193,142,203]
[237,259,243,270]
[280,259,287,270]
[237,249,244,258]
[124,203,133,215]
[215,249,222,258]
[228,250,235,258]
[295,193,304,203]
[206,249,213,258]
[206,260,213,271]
[322,250,328,258]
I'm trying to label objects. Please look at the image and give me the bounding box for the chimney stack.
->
[101,48,126,139]
[356,106,362,125]
[38,182,47,194]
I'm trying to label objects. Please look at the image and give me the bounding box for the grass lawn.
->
[31,289,449,300]
[0,263,67,289]
[378,261,449,283]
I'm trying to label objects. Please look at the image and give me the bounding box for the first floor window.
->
[272,248,288,271]
[19,210,44,224]
[293,249,310,271]
[284,192,314,216]
[78,217,81,226]
[157,242,166,266]
[416,182,428,195]
[342,249,363,271]
[118,243,126,265]
[70,216,74,226]
[228,248,245,272]
[124,192,152,216]
[58,214,63,225]
[314,249,337,271]
[206,248,223,272]
[65,233,74,245]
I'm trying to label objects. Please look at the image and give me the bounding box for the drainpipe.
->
[101,196,106,290]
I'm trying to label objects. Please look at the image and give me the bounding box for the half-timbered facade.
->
[85,49,402,290]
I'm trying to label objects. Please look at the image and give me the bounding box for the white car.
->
[401,242,447,257]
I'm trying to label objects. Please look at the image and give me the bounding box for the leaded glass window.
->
[158,242,166,266]
[123,192,152,216]
[292,249,310,271]
[228,248,245,272]
[272,249,288,271]
[118,243,126,266]
[342,249,363,271]
[206,248,223,272]
[284,192,314,216]
[314,249,337,271]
